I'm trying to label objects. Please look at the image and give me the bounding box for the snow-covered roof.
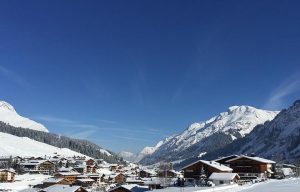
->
[43,177,64,183]
[58,167,74,172]
[126,178,144,183]
[227,155,276,164]
[56,171,81,176]
[97,168,113,175]
[208,172,239,181]
[108,184,148,192]
[42,184,85,192]
[140,169,156,175]
[76,178,95,182]
[20,160,55,166]
[213,155,239,162]
[0,168,16,173]
[182,160,232,172]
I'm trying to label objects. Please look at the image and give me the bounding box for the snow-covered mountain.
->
[139,105,279,165]
[118,151,136,162]
[0,132,86,157]
[0,101,49,132]
[118,136,174,162]
[233,100,300,162]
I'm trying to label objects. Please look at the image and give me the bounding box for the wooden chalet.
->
[20,160,55,174]
[208,172,240,185]
[85,158,98,173]
[108,184,148,192]
[75,178,95,187]
[139,170,156,178]
[0,168,16,182]
[87,173,102,183]
[41,177,67,188]
[182,160,232,180]
[106,173,126,183]
[54,171,81,184]
[226,155,276,179]
[158,170,179,178]
[40,184,88,192]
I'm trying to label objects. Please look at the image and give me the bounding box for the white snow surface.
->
[99,149,111,156]
[208,172,239,180]
[0,174,51,191]
[148,178,300,192]
[0,101,49,132]
[0,132,87,157]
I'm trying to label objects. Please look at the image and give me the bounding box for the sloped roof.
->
[0,168,16,173]
[208,172,239,180]
[43,177,64,183]
[213,155,239,162]
[76,178,95,182]
[109,184,148,192]
[227,155,276,164]
[42,184,86,192]
[182,160,232,172]
[56,171,81,176]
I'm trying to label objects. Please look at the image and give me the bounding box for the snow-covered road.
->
[151,178,300,192]
[238,178,300,192]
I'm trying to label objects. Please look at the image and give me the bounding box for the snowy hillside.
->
[119,151,137,162]
[140,106,279,164]
[0,132,86,157]
[0,101,49,132]
[234,100,300,162]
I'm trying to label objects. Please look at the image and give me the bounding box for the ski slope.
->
[0,132,87,157]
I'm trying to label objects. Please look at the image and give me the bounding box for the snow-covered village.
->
[1,100,300,192]
[1,0,300,191]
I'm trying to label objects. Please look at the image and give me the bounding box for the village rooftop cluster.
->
[0,153,300,192]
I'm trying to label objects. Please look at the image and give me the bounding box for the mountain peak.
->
[0,100,49,132]
[228,105,240,111]
[0,101,16,112]
[227,105,256,112]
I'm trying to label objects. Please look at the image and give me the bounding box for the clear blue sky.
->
[0,0,299,153]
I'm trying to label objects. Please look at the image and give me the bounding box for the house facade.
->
[182,160,232,180]
[226,155,276,179]
[54,172,81,184]
[0,169,16,182]
[20,160,55,174]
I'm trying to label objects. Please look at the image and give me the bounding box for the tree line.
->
[0,121,124,164]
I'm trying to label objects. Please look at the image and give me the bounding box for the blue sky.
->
[0,0,300,153]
